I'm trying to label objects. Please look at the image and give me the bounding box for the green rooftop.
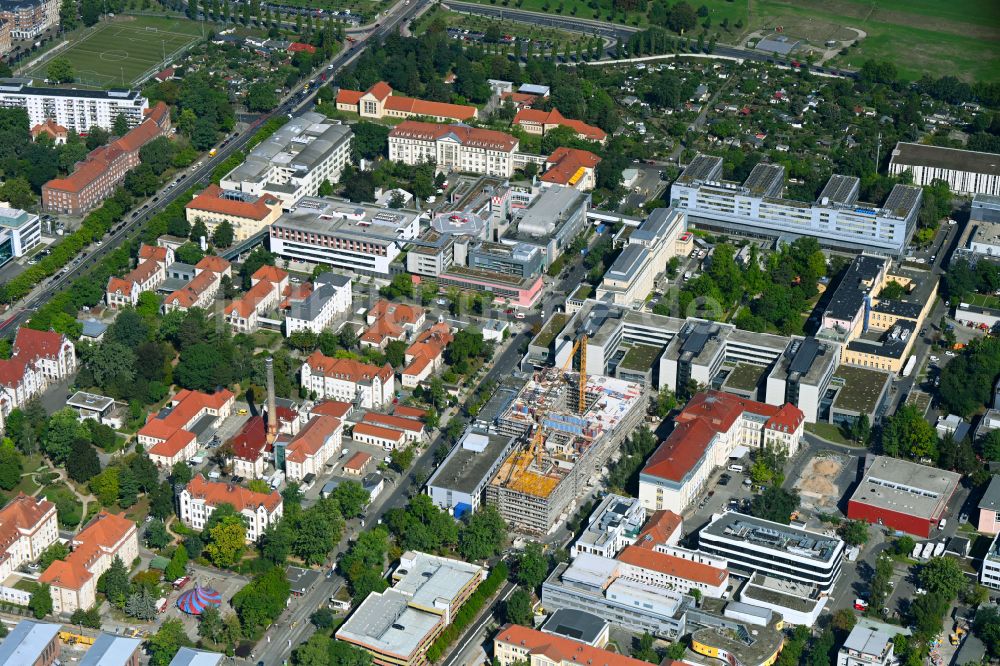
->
[570,284,593,301]
[532,313,569,349]
[832,365,890,414]
[619,344,662,371]
[723,363,767,392]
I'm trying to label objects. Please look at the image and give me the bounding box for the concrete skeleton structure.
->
[487,373,645,535]
[672,154,922,254]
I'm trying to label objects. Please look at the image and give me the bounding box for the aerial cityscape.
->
[0,0,998,665]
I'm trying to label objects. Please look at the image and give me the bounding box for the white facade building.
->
[179,476,283,542]
[0,82,149,133]
[837,625,895,666]
[570,494,646,559]
[0,207,40,266]
[889,142,1000,197]
[269,197,420,277]
[284,272,352,336]
[220,112,352,207]
[300,351,394,408]
[0,495,58,583]
[388,120,520,177]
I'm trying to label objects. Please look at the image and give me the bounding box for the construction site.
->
[486,342,646,535]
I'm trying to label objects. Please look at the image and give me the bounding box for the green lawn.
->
[805,421,856,446]
[964,292,1000,311]
[23,15,205,89]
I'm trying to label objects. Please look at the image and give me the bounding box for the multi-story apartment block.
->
[283,272,352,336]
[220,112,352,207]
[0,81,148,132]
[39,511,138,614]
[42,102,170,215]
[184,184,283,243]
[282,414,343,483]
[179,475,282,542]
[105,244,174,309]
[268,197,420,277]
[765,337,838,424]
[0,0,57,38]
[388,121,520,177]
[0,327,76,431]
[162,255,232,313]
[0,494,58,582]
[138,389,235,468]
[639,391,804,514]
[672,155,922,254]
[300,351,394,408]
[336,81,478,123]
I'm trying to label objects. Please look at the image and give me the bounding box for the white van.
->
[727,464,744,473]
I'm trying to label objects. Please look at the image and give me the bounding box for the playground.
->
[22,15,204,89]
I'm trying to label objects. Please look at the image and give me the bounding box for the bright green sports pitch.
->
[23,16,204,89]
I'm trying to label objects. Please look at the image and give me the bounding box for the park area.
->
[22,15,205,89]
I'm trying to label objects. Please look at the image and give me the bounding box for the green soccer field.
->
[24,16,205,89]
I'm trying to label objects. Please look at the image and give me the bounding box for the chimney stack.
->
[266,356,278,442]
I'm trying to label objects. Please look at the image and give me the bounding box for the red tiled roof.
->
[495,625,658,666]
[138,244,170,263]
[343,451,372,471]
[618,545,727,586]
[634,510,683,549]
[226,277,278,319]
[40,511,134,591]
[312,400,353,419]
[252,265,288,284]
[541,147,601,185]
[362,412,424,433]
[514,108,607,141]
[500,92,539,107]
[186,475,282,513]
[195,255,231,274]
[305,351,393,385]
[392,405,427,420]
[286,415,341,464]
[229,416,268,461]
[105,277,132,296]
[0,494,55,558]
[366,81,392,101]
[288,42,317,53]
[383,95,476,121]
[352,422,405,443]
[31,119,68,138]
[642,391,802,482]
[337,89,364,106]
[389,121,518,152]
[368,300,423,326]
[0,328,69,388]
[140,389,234,446]
[186,183,279,221]
[164,270,219,309]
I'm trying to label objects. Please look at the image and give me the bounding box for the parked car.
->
[854,599,869,611]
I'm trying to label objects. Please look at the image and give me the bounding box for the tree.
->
[389,446,414,473]
[0,439,23,490]
[198,605,224,643]
[59,0,79,29]
[459,506,507,561]
[806,628,836,666]
[165,543,189,582]
[70,606,102,629]
[666,1,696,32]
[632,631,660,663]
[139,136,176,174]
[516,543,549,591]
[149,481,175,521]
[750,486,799,524]
[332,481,370,518]
[231,566,291,634]
[894,535,917,557]
[148,618,194,666]
[974,606,1000,658]
[39,541,70,570]
[246,82,279,112]
[384,340,408,368]
[880,404,938,460]
[43,409,87,464]
[310,607,335,629]
[145,519,171,549]
[30,583,53,618]
[98,556,131,607]
[47,57,75,83]
[292,506,342,566]
[113,113,130,137]
[0,177,35,209]
[831,607,857,634]
[124,587,157,620]
[211,220,235,248]
[89,467,120,506]
[171,461,194,486]
[919,556,968,600]
[839,520,869,546]
[67,438,101,482]
[317,179,334,197]
[503,588,533,626]
[205,514,246,568]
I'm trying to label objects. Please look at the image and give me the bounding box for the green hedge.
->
[425,561,508,663]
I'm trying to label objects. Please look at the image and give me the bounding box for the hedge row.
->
[425,561,509,663]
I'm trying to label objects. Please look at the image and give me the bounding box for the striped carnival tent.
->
[176,585,222,615]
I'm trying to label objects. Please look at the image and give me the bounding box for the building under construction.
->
[486,370,646,535]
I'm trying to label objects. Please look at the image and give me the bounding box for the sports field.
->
[963,293,1000,311]
[23,16,204,89]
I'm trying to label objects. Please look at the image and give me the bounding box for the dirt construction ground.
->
[794,455,846,511]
